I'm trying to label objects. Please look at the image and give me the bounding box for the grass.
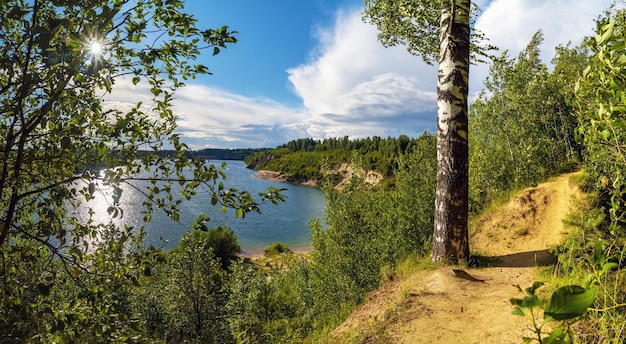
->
[546,182,626,343]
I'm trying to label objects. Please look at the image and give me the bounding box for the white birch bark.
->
[431,0,471,263]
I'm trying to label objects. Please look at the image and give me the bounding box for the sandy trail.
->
[327,173,582,343]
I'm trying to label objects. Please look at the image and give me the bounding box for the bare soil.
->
[326,172,583,343]
[253,163,383,189]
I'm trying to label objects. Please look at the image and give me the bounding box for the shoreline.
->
[252,169,318,187]
[237,246,314,260]
[251,165,383,190]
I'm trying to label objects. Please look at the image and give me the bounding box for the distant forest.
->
[150,147,268,161]
[244,134,425,184]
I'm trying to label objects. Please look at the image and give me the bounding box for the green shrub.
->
[566,14,626,341]
[206,226,241,270]
[469,32,582,214]
[304,133,437,333]
[133,230,232,343]
[264,242,292,256]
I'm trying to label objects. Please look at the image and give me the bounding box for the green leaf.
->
[526,281,545,296]
[512,306,526,316]
[598,20,615,45]
[543,325,565,344]
[602,262,618,272]
[544,285,596,321]
[235,208,243,218]
[521,295,542,308]
[132,76,140,85]
[510,297,522,306]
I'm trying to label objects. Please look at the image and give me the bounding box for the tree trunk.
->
[431,0,471,264]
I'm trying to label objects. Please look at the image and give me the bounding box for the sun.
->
[89,41,104,56]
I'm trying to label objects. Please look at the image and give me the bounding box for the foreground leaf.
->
[544,285,596,321]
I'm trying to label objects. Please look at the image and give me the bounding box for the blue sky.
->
[106,0,615,149]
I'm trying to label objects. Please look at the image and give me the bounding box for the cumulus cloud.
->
[470,0,613,92]
[288,8,438,140]
[103,1,614,149]
[104,79,308,149]
[172,84,307,146]
[477,0,610,55]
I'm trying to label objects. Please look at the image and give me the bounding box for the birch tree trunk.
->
[431,0,471,263]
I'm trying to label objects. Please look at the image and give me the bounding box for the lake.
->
[74,161,327,255]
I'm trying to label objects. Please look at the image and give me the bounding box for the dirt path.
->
[327,172,582,343]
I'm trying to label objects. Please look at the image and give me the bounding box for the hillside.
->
[253,162,383,188]
[244,135,432,186]
[327,172,582,343]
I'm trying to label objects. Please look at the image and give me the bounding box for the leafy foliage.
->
[205,226,241,270]
[130,230,232,343]
[264,242,292,256]
[307,133,437,328]
[555,193,626,342]
[0,1,283,341]
[544,285,596,322]
[575,12,626,236]
[547,10,626,341]
[362,0,496,63]
[469,31,582,212]
[510,282,596,344]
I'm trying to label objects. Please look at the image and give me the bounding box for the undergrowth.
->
[550,177,626,343]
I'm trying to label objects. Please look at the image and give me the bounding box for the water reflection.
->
[72,161,326,254]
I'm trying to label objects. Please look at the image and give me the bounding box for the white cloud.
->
[102,1,614,149]
[104,78,308,149]
[173,86,310,148]
[471,0,612,92]
[287,8,438,139]
[174,85,302,132]
[477,0,610,55]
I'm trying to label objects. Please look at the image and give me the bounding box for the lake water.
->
[75,161,326,255]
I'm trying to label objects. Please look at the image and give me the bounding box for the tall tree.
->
[364,0,492,263]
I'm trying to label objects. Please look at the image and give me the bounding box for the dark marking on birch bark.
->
[432,0,471,264]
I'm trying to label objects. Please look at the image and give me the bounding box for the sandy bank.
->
[252,170,317,187]
[237,246,314,260]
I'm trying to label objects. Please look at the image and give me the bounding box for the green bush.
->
[132,230,232,343]
[469,31,582,213]
[306,132,437,331]
[568,14,626,340]
[264,242,292,256]
[206,226,241,270]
